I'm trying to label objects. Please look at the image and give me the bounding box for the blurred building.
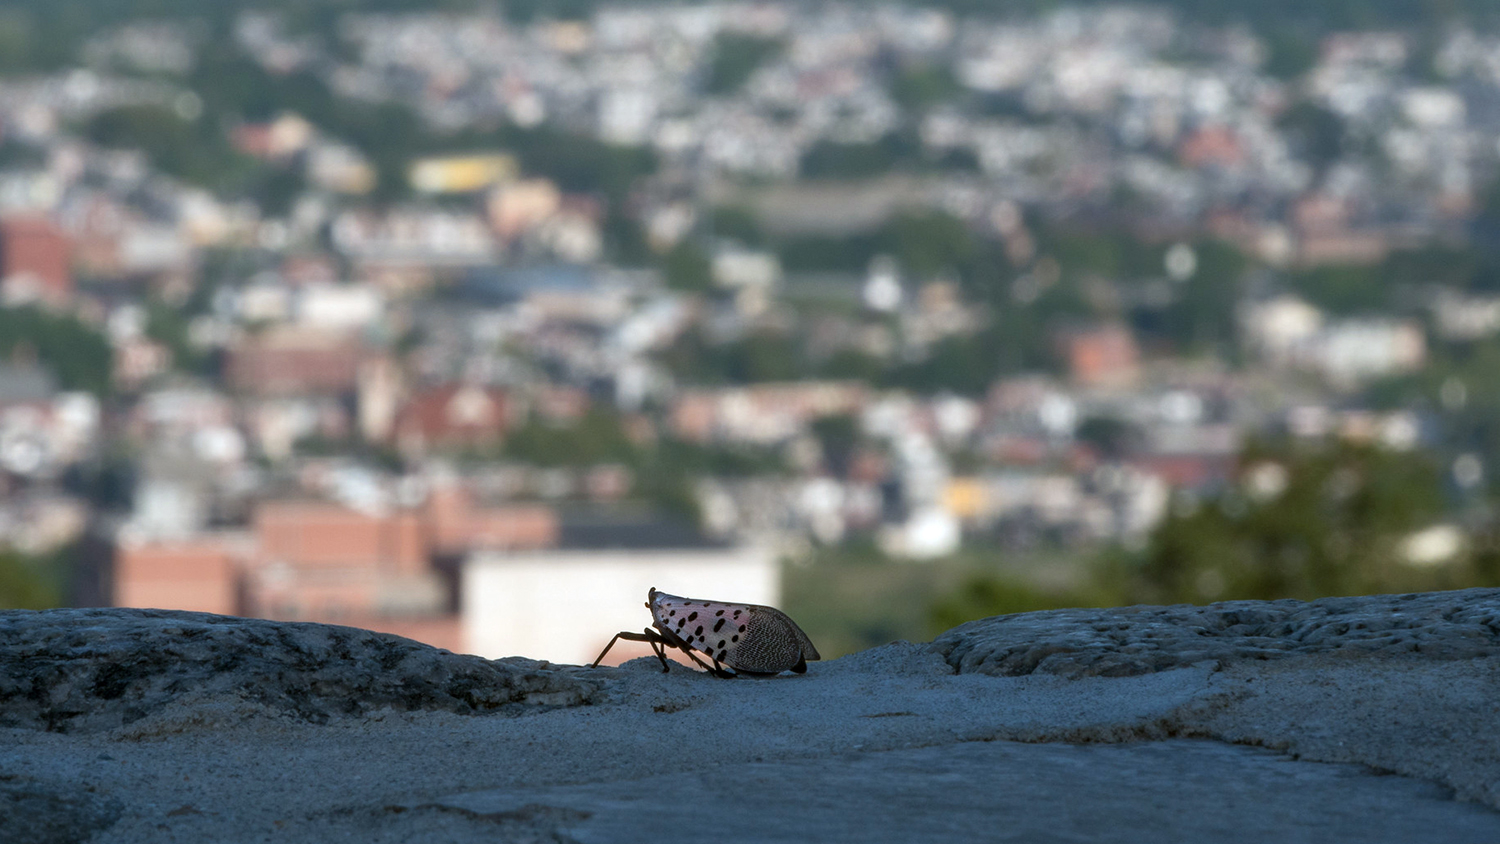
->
[670,382,868,445]
[391,383,514,458]
[1060,324,1140,389]
[110,491,562,654]
[0,216,72,307]
[226,328,366,397]
[114,534,248,616]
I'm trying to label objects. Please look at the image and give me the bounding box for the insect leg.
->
[710,656,737,680]
[672,643,733,678]
[645,629,672,673]
[591,630,662,668]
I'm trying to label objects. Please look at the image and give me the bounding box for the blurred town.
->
[4,0,1500,661]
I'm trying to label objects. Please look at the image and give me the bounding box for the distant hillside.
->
[0,0,1494,77]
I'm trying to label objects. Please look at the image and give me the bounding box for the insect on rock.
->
[592,587,820,678]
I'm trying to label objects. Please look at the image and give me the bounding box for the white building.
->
[463,541,778,665]
[1240,295,1323,367]
[1306,319,1426,388]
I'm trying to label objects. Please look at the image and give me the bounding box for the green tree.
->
[810,413,860,474]
[778,233,880,274]
[0,306,112,396]
[709,205,765,247]
[85,104,250,189]
[662,241,714,292]
[882,211,976,280]
[1263,27,1322,80]
[1277,101,1345,170]
[929,575,1060,635]
[704,33,783,95]
[1075,416,1142,459]
[502,408,638,467]
[1163,240,1248,353]
[1287,264,1386,315]
[0,549,63,609]
[889,63,961,111]
[800,139,898,180]
[1128,441,1450,605]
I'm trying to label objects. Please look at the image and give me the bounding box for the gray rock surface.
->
[0,777,122,844]
[933,587,1500,677]
[0,608,601,733]
[2,592,1498,843]
[434,739,1500,844]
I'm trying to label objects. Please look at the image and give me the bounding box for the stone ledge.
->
[0,608,602,734]
[931,587,1500,678]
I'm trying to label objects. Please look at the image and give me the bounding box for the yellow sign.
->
[409,155,518,194]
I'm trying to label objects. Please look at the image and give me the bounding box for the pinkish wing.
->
[649,591,756,667]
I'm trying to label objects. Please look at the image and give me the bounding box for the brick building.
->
[226,328,365,397]
[111,492,560,653]
[391,384,513,457]
[0,216,72,306]
[113,534,248,616]
[1059,324,1141,389]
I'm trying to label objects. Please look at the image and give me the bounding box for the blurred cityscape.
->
[4,0,1500,661]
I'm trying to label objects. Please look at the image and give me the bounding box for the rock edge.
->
[0,608,602,734]
[932,587,1500,677]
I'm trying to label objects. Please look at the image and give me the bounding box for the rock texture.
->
[0,608,602,734]
[932,587,1500,677]
[2,593,1498,843]
[0,777,122,844]
[433,739,1500,844]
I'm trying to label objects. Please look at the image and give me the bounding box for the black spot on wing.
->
[688,612,698,621]
[695,625,703,637]
[713,618,725,632]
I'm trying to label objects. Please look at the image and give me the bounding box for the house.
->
[487,178,561,240]
[0,216,71,306]
[1303,319,1426,387]
[226,327,365,397]
[424,484,558,556]
[1241,296,1323,367]
[0,365,98,477]
[1059,324,1140,389]
[111,490,563,654]
[113,533,249,616]
[670,382,868,444]
[391,384,513,457]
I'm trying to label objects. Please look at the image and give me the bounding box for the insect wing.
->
[725,607,815,674]
[649,591,819,674]
[649,592,758,666]
[754,605,820,662]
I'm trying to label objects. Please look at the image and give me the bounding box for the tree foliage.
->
[661,241,714,292]
[0,549,65,609]
[1128,441,1457,605]
[704,33,783,95]
[924,439,1500,634]
[0,306,112,396]
[889,63,961,111]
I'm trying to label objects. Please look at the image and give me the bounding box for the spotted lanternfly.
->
[591,587,820,678]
